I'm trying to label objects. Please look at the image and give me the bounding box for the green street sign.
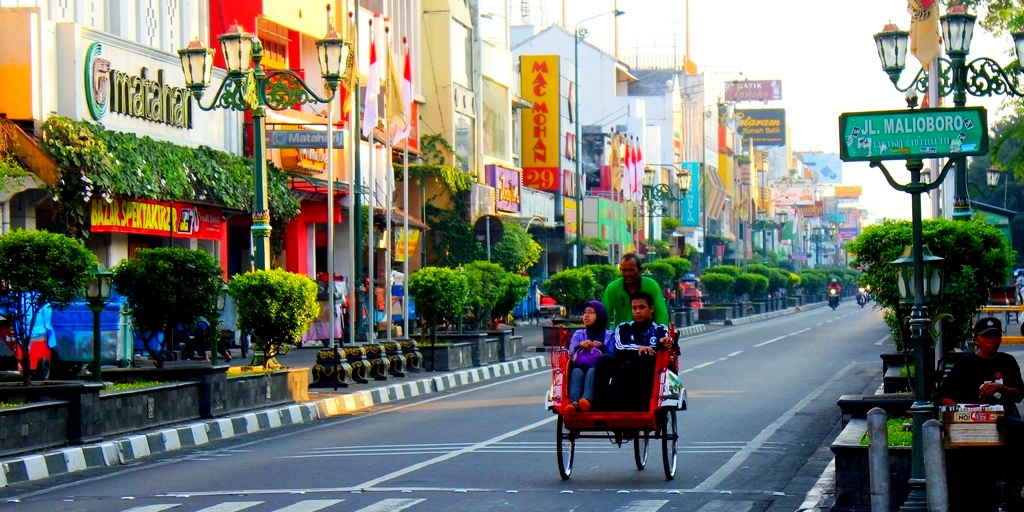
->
[838,107,988,162]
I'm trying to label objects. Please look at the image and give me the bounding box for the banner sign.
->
[486,165,522,213]
[90,197,222,240]
[394,228,421,263]
[681,162,701,227]
[564,197,578,236]
[725,80,782,102]
[768,178,814,206]
[839,227,859,240]
[520,55,561,191]
[801,201,824,217]
[834,185,863,199]
[265,129,346,149]
[736,109,786,146]
[839,107,988,161]
[796,152,843,184]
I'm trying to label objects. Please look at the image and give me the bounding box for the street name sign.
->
[838,107,988,162]
[265,129,346,149]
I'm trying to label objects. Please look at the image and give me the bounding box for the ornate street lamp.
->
[209,281,229,366]
[85,264,114,383]
[873,6,1024,221]
[987,165,1009,209]
[642,166,690,262]
[574,9,625,267]
[178,10,350,270]
[891,245,945,305]
[752,210,785,263]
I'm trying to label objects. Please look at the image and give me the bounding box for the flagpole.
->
[384,26,394,346]
[327,98,336,351]
[351,5,362,344]
[365,16,377,343]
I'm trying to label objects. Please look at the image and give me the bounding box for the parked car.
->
[539,295,565,318]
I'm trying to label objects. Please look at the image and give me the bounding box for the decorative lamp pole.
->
[85,264,114,383]
[751,210,783,263]
[987,165,1008,209]
[574,9,625,267]
[873,7,1024,220]
[642,165,690,262]
[209,281,228,366]
[179,11,350,270]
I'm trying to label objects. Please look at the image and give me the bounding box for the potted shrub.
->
[462,261,503,331]
[541,269,598,345]
[734,273,769,314]
[113,248,225,368]
[0,229,96,384]
[228,269,319,369]
[408,267,471,370]
[580,264,620,292]
[489,271,529,361]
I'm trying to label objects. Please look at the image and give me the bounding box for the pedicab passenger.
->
[564,300,612,413]
[603,253,669,328]
[593,292,673,412]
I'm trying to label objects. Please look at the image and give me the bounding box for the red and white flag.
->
[392,44,413,144]
[908,0,941,67]
[626,141,637,201]
[635,143,644,201]
[362,21,381,138]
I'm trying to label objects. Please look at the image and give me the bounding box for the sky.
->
[558,0,1021,221]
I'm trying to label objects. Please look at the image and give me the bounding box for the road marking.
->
[615,500,670,511]
[353,498,425,512]
[351,416,555,489]
[874,335,891,346]
[693,361,858,492]
[692,361,716,369]
[727,351,743,357]
[272,500,344,512]
[717,357,728,362]
[696,501,754,511]
[124,506,180,512]
[754,336,785,347]
[194,503,263,512]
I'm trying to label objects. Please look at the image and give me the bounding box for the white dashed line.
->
[755,336,785,347]
[728,351,743,357]
[692,361,716,369]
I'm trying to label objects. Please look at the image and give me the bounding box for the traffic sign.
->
[838,107,988,162]
[473,215,505,245]
[265,129,346,149]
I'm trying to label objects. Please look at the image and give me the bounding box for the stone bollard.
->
[923,418,948,511]
[867,407,890,512]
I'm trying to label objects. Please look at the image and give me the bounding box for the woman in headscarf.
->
[564,300,613,412]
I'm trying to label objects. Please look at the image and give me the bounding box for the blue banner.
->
[682,162,701,227]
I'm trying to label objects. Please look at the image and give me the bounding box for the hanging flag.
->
[385,43,406,136]
[908,0,940,67]
[625,140,637,201]
[635,143,645,202]
[340,21,357,126]
[362,21,380,138]
[393,43,413,144]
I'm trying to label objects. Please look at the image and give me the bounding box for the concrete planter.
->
[420,342,474,372]
[487,330,522,361]
[436,332,496,367]
[831,419,912,511]
[697,307,733,323]
[669,307,697,328]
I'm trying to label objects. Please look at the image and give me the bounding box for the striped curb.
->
[0,355,547,488]
[676,324,705,338]
[722,302,828,326]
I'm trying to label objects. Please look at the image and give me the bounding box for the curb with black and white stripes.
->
[675,324,705,337]
[0,355,547,489]
[724,302,827,326]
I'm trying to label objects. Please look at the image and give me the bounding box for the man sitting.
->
[594,291,674,412]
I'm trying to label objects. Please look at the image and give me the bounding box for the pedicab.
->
[545,325,687,480]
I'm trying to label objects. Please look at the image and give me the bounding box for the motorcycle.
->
[828,288,840,310]
[856,287,868,308]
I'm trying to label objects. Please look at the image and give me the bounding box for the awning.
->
[703,165,728,221]
[374,207,429,230]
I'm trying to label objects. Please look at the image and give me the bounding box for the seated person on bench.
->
[594,291,673,412]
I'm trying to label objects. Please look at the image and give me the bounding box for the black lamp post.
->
[642,165,691,262]
[810,226,829,268]
[209,282,228,366]
[751,211,785,263]
[85,264,114,383]
[873,6,1024,220]
[178,9,349,270]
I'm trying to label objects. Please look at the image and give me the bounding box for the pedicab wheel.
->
[33,357,50,380]
[661,409,678,480]
[634,431,649,470]
[556,415,575,480]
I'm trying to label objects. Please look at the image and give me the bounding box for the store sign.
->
[801,201,824,217]
[736,109,786,147]
[682,162,701,227]
[486,165,522,213]
[90,197,222,240]
[520,55,561,192]
[725,80,782,102]
[84,43,193,129]
[394,228,420,263]
[834,185,863,199]
[839,107,988,161]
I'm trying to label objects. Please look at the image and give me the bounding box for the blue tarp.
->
[49,292,124,363]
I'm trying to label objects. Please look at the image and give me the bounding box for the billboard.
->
[801,201,825,217]
[520,55,561,192]
[736,109,785,147]
[796,152,844,185]
[834,186,863,199]
[724,80,782,102]
[839,227,860,240]
[769,179,814,206]
[486,165,522,213]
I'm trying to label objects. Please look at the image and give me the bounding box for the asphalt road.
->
[1,302,891,512]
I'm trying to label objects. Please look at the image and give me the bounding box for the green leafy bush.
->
[705,265,742,278]
[701,273,735,303]
[581,264,620,291]
[644,261,676,289]
[229,269,319,368]
[787,272,802,290]
[491,222,542,274]
[113,248,224,368]
[463,261,504,330]
[408,267,469,339]
[491,272,530,327]
[543,268,599,316]
[660,257,691,282]
[0,229,96,384]
[734,273,769,299]
[799,272,826,294]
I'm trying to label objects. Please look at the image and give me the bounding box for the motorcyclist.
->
[826,278,842,295]
[856,287,868,306]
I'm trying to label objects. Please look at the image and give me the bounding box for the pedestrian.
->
[602,253,669,328]
[564,300,612,413]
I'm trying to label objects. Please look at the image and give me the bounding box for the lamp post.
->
[642,165,691,262]
[209,281,228,366]
[810,226,827,268]
[751,210,784,263]
[179,12,349,270]
[873,7,1024,220]
[987,165,1009,209]
[574,9,625,267]
[85,264,114,383]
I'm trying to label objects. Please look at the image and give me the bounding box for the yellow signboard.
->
[834,185,863,199]
[394,228,421,263]
[520,55,561,192]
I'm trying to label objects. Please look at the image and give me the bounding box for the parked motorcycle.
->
[856,288,868,308]
[828,288,840,310]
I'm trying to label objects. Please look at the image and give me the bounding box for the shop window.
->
[257,18,290,70]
